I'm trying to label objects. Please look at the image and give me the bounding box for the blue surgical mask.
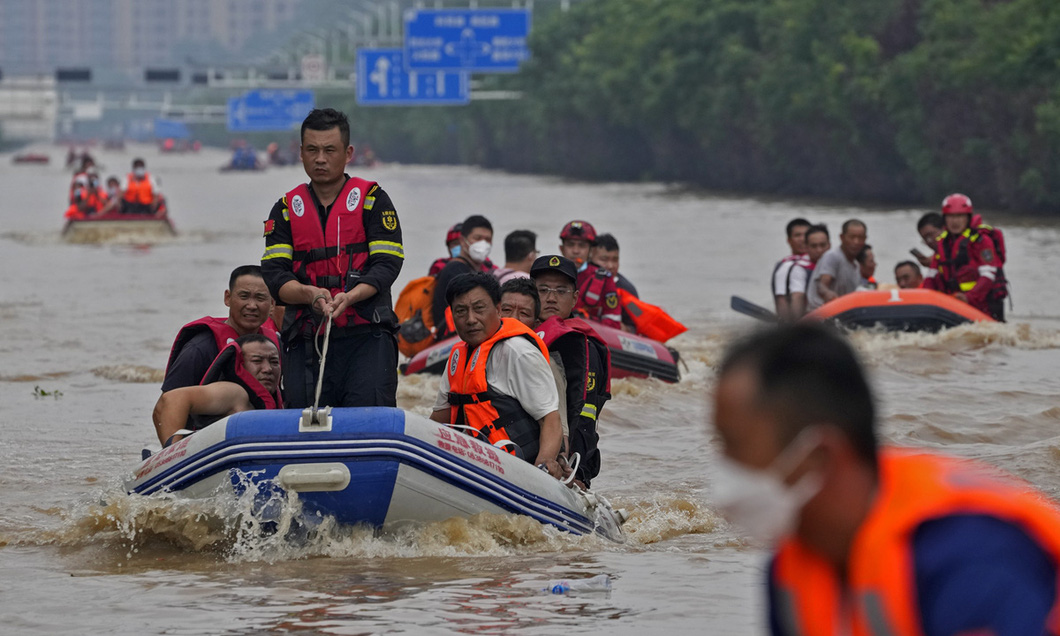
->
[449,245,461,259]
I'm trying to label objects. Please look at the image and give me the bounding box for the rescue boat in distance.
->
[125,407,627,542]
[61,205,177,243]
[402,323,682,383]
[804,288,994,332]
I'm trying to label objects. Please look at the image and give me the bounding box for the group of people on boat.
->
[771,194,1007,322]
[64,156,166,220]
[155,108,681,489]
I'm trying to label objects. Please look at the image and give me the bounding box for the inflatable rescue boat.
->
[402,323,681,383]
[62,205,176,242]
[125,407,627,542]
[805,288,994,332]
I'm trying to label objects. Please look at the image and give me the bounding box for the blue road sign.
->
[404,8,530,73]
[356,48,469,106]
[226,90,315,132]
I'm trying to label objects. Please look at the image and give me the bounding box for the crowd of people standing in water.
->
[771,194,1008,322]
[64,155,166,220]
[145,106,1060,634]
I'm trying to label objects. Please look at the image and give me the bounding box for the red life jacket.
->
[928,228,1003,309]
[445,318,551,461]
[123,172,154,205]
[164,316,280,383]
[199,340,282,416]
[287,178,374,329]
[575,264,622,327]
[537,315,611,485]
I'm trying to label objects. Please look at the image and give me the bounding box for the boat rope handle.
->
[561,452,581,486]
[312,310,333,413]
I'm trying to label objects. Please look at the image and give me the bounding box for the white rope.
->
[561,452,581,485]
[311,310,333,413]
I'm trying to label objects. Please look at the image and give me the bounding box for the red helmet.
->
[445,223,462,244]
[941,193,973,215]
[559,220,597,244]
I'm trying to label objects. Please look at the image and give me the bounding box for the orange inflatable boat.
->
[804,288,994,332]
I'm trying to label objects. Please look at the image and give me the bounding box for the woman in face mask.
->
[430,215,494,340]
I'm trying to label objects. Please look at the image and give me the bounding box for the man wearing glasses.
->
[530,255,612,489]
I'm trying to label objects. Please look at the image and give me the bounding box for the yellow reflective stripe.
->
[369,240,404,258]
[959,281,976,292]
[580,403,598,421]
[282,208,289,222]
[364,195,376,210]
[262,243,293,260]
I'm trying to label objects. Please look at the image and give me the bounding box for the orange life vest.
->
[395,275,437,357]
[286,178,374,329]
[445,318,550,461]
[771,448,1060,636]
[615,288,687,342]
[123,172,155,205]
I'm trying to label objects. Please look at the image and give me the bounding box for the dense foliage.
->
[347,0,1060,212]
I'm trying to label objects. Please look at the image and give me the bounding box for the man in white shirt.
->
[772,218,812,320]
[430,272,563,478]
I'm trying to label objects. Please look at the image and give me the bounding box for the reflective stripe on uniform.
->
[978,265,997,280]
[580,403,598,421]
[369,240,404,258]
[364,195,376,210]
[959,281,976,292]
[262,243,294,260]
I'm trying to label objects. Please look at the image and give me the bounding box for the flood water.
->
[1,142,1059,634]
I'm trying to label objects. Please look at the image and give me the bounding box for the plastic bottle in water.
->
[546,574,612,594]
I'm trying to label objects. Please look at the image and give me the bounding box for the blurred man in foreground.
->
[710,324,1060,636]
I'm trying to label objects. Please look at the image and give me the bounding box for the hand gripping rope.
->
[300,310,333,430]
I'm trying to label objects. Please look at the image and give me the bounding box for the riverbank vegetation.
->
[349,0,1060,212]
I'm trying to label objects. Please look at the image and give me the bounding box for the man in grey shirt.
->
[807,219,867,310]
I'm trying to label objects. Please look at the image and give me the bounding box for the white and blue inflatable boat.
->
[125,407,627,542]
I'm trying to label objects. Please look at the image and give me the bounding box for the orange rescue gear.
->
[123,172,155,205]
[615,288,687,342]
[444,318,550,461]
[771,448,1060,636]
[395,275,437,357]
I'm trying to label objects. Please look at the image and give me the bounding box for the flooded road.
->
[1,142,1059,634]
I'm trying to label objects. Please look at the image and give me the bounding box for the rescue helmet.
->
[445,223,462,245]
[941,193,973,216]
[559,220,597,244]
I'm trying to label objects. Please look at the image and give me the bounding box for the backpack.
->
[394,275,437,357]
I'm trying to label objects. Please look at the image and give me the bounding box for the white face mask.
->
[467,239,491,263]
[710,429,823,546]
[133,167,146,178]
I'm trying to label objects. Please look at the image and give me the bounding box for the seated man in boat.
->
[913,212,944,267]
[493,229,538,284]
[807,219,866,311]
[431,215,495,340]
[856,245,878,290]
[894,260,925,289]
[558,220,622,330]
[499,277,570,460]
[120,158,165,215]
[786,224,831,320]
[157,266,279,429]
[591,233,637,332]
[531,255,612,489]
[772,218,812,321]
[154,334,282,446]
[430,272,564,479]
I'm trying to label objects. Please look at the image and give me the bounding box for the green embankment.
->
[339,0,1060,212]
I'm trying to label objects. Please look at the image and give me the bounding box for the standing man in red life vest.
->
[558,220,622,329]
[922,193,1005,321]
[261,108,404,409]
[772,218,812,320]
[531,255,611,489]
[590,233,640,332]
[121,157,164,215]
[710,324,1060,636]
[157,265,279,430]
[429,272,563,478]
[155,334,282,446]
[431,215,494,340]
